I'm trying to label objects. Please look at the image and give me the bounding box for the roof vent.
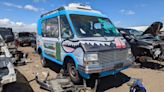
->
[67,3,92,10]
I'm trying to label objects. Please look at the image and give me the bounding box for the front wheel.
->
[40,55,48,67]
[67,61,82,84]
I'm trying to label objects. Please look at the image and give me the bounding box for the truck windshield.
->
[70,14,120,38]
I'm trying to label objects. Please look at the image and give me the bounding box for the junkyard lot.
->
[13,47,164,92]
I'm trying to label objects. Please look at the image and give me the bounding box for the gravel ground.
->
[9,47,164,92]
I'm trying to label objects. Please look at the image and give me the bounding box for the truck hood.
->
[142,22,163,36]
[62,37,130,52]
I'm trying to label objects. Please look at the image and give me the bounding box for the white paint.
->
[129,26,164,31]
[73,48,84,65]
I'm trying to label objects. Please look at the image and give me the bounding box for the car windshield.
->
[70,14,120,38]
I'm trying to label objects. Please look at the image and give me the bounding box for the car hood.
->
[142,22,163,36]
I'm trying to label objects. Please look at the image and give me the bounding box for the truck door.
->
[41,16,61,62]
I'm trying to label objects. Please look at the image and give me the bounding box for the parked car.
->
[0,57,16,91]
[37,3,134,84]
[118,22,164,61]
[118,28,142,37]
[16,32,36,47]
[0,35,16,91]
[0,27,28,65]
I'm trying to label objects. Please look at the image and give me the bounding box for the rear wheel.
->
[67,60,82,84]
[40,55,48,67]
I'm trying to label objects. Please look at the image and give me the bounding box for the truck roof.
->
[40,3,107,19]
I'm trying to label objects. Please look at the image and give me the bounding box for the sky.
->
[0,0,164,32]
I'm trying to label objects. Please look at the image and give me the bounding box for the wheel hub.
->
[69,65,77,78]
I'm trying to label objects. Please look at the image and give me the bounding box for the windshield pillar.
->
[66,14,78,39]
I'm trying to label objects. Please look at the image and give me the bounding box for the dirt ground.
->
[9,47,164,92]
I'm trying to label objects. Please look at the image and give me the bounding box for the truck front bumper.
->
[78,56,134,79]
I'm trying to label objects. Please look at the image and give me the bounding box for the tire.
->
[40,55,48,67]
[67,60,82,84]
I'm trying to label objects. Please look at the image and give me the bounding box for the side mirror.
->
[94,23,102,29]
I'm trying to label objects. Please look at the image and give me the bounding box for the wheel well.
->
[37,48,42,55]
[63,56,75,70]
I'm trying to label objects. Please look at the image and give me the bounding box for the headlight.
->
[84,53,98,61]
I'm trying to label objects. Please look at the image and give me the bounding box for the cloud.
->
[3,2,23,9]
[140,4,148,7]
[24,5,38,12]
[136,4,148,8]
[120,9,136,15]
[0,18,36,32]
[33,0,47,3]
[3,2,44,12]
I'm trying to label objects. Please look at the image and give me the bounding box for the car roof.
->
[40,3,108,20]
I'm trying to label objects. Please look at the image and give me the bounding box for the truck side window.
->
[42,17,59,38]
[60,15,73,39]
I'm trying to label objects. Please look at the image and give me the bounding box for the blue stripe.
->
[41,10,107,20]
[100,66,130,77]
[78,66,130,79]
[37,19,42,35]
[63,53,79,68]
[78,70,90,79]
[65,14,77,38]
[63,10,107,18]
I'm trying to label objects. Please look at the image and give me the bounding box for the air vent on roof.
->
[67,3,92,10]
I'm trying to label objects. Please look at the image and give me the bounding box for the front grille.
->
[98,49,128,64]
